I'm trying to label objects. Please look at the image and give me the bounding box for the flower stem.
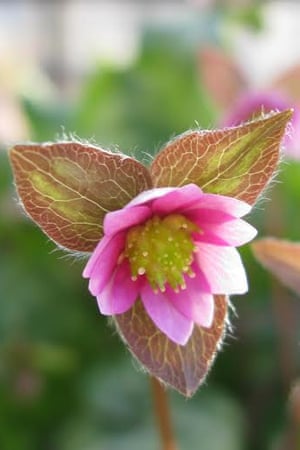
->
[150,377,179,450]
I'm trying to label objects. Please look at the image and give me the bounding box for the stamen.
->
[117,253,124,265]
[124,214,199,293]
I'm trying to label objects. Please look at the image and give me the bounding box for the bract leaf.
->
[9,142,152,252]
[151,110,292,205]
[252,238,300,295]
[115,295,227,397]
[272,64,300,103]
[199,46,246,110]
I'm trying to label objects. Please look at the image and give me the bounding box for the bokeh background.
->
[1,1,300,449]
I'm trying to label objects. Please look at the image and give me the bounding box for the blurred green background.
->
[1,1,300,449]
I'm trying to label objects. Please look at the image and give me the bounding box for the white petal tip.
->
[82,269,89,278]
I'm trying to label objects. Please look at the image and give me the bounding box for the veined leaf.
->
[151,110,292,205]
[9,142,152,251]
[115,295,227,397]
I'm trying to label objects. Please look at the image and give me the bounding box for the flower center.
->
[123,214,199,292]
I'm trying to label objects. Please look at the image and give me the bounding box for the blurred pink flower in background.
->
[221,91,300,159]
[83,183,256,345]
[200,46,300,159]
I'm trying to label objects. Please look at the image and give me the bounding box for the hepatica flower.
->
[9,110,291,395]
[83,184,256,345]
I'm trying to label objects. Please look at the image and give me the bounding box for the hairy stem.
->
[150,377,179,450]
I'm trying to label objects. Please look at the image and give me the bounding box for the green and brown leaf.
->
[151,110,292,205]
[9,142,152,251]
[115,295,227,396]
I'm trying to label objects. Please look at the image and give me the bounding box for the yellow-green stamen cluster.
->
[123,214,199,292]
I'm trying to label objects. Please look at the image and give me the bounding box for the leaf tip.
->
[266,108,294,130]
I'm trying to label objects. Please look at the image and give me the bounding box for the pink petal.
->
[97,261,141,315]
[167,276,214,328]
[185,193,251,218]
[195,243,248,294]
[186,207,236,224]
[83,232,126,296]
[126,187,176,208]
[83,235,111,278]
[104,205,151,236]
[141,284,194,345]
[151,184,203,215]
[193,217,257,247]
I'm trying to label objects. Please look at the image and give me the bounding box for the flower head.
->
[83,183,256,345]
[9,111,290,394]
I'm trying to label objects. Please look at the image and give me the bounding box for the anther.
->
[117,253,125,265]
[125,213,199,293]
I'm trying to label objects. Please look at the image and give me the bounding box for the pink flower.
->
[221,90,300,159]
[83,184,257,345]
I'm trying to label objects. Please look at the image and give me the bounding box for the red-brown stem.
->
[150,377,179,450]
